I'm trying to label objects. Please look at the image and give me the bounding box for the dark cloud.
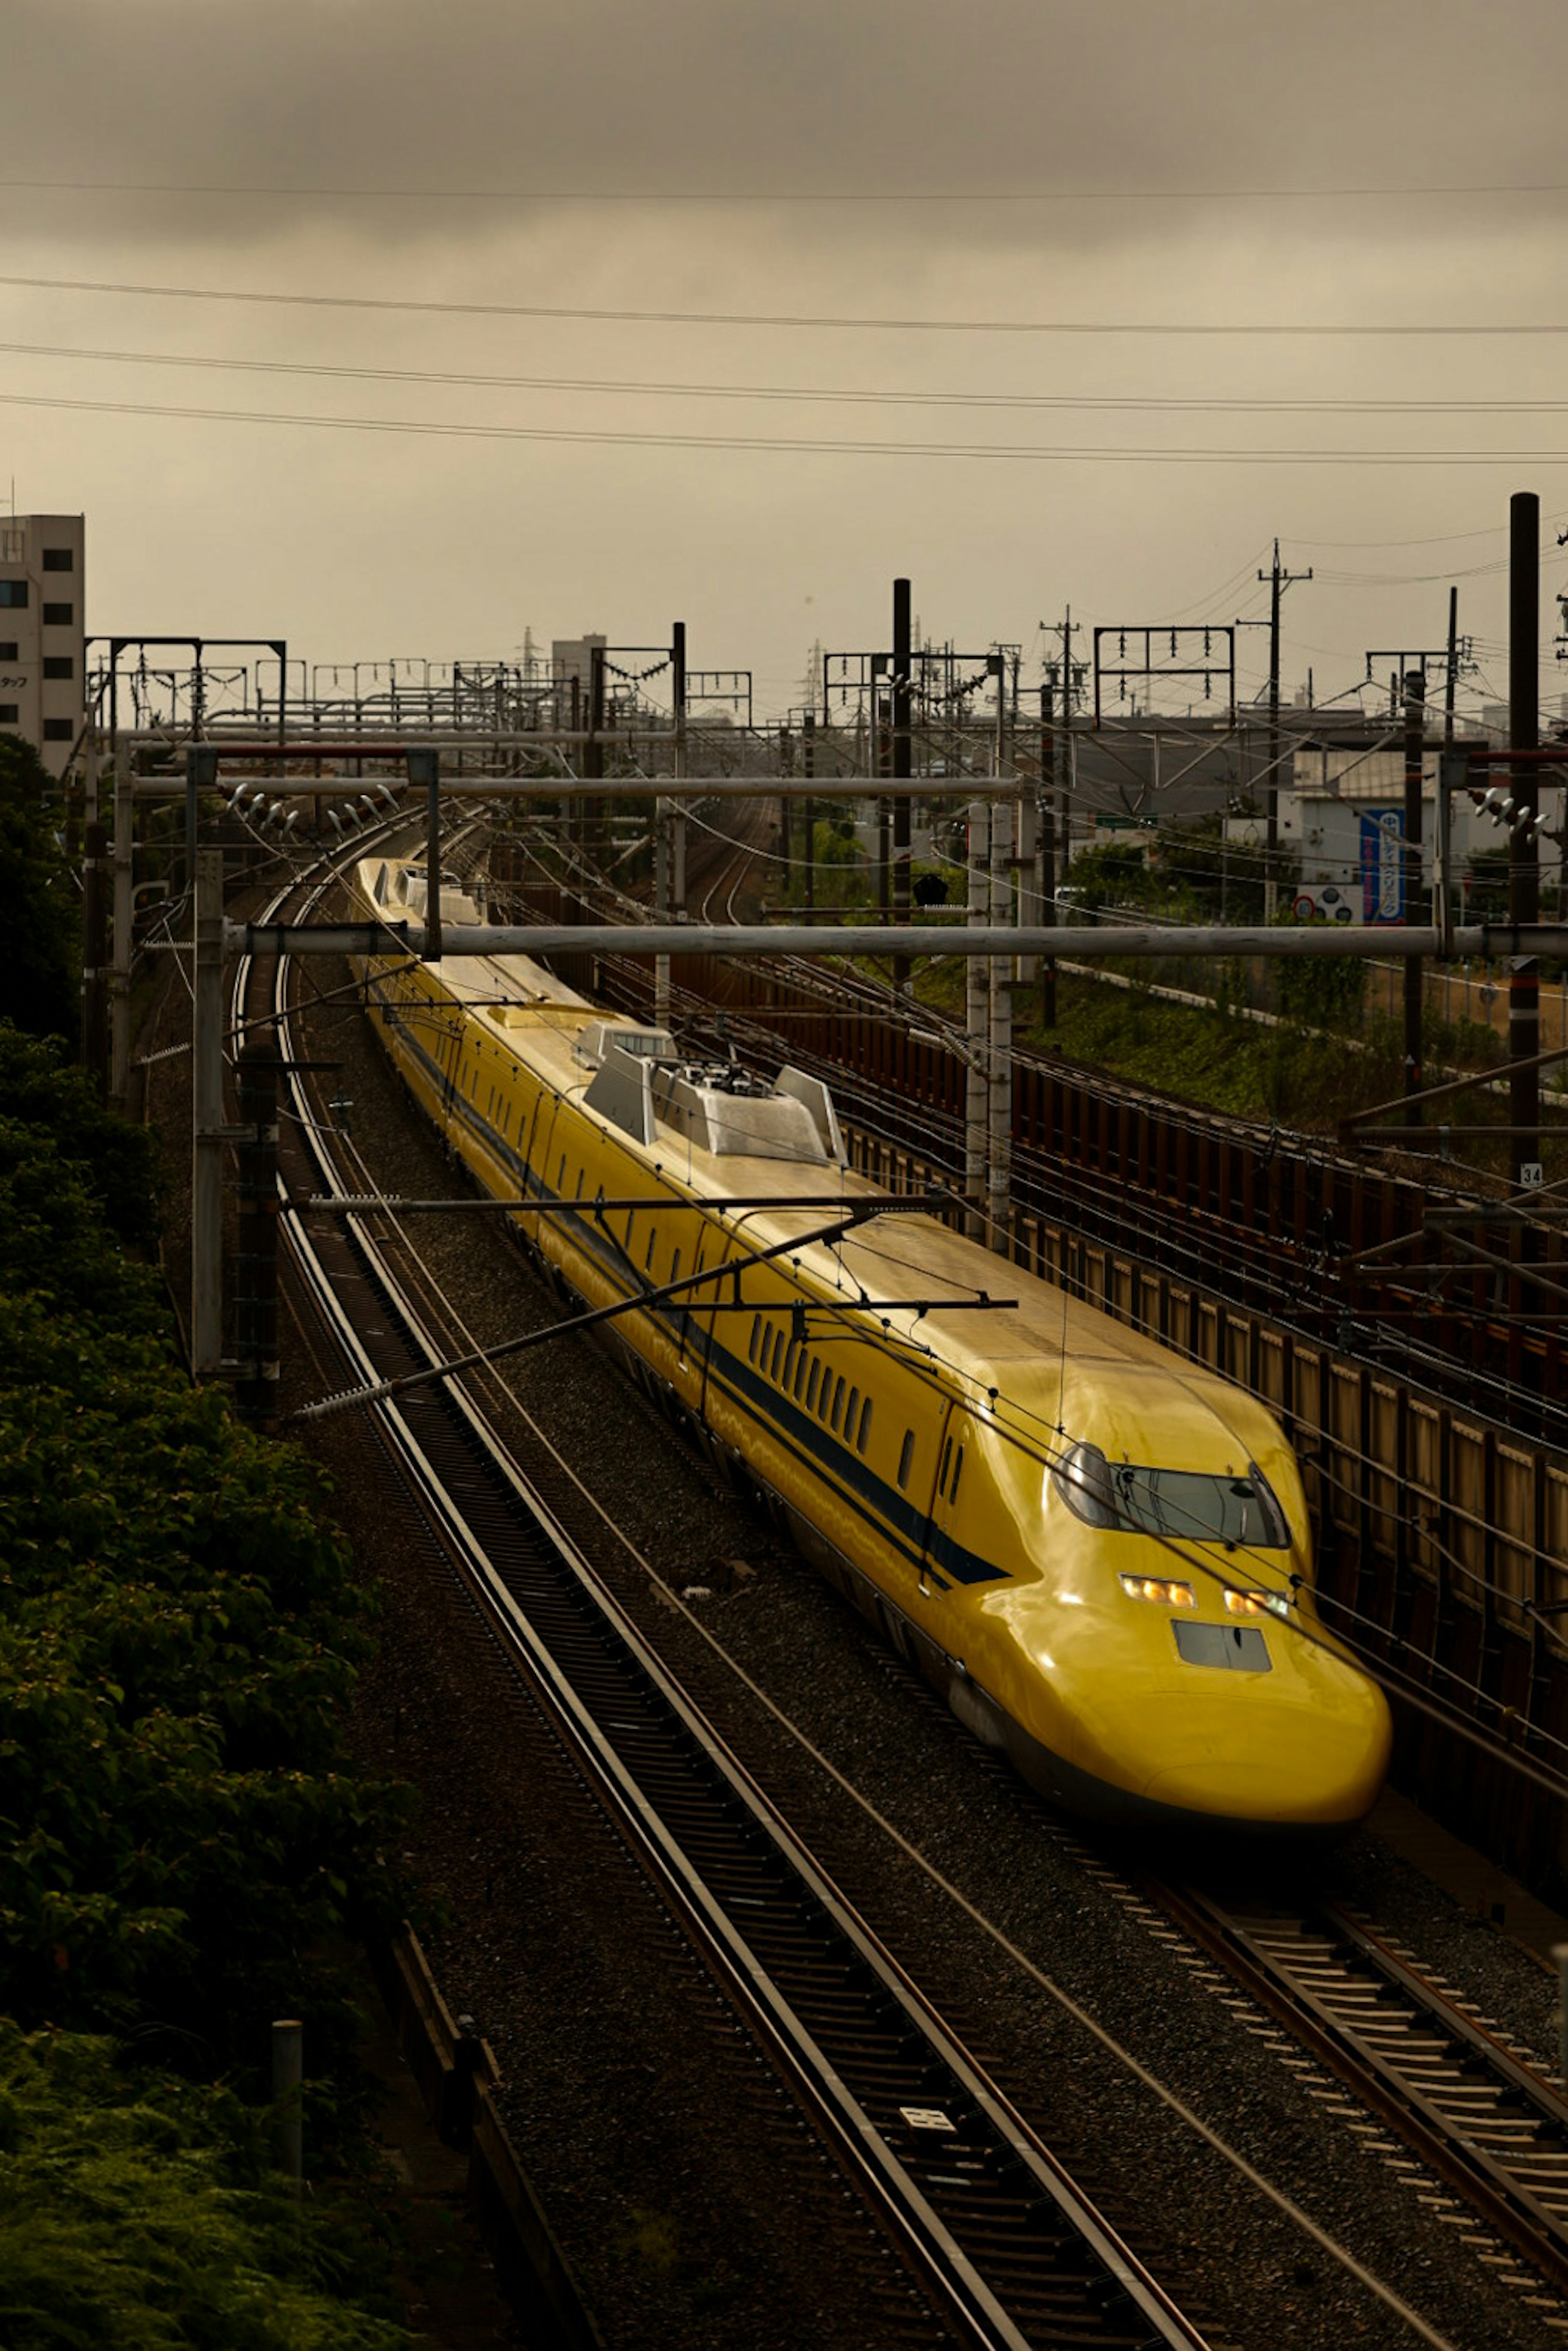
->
[4,1,1567,252]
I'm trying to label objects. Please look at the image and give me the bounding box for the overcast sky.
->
[5,0,1567,724]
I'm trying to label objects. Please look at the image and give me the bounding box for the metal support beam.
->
[988,789,1013,1254]
[892,579,912,991]
[1510,488,1541,1186]
[227,918,1568,962]
[406,748,441,962]
[235,1044,281,1422]
[1403,670,1425,1127]
[191,847,226,1380]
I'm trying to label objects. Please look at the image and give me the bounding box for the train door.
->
[923,1405,978,1593]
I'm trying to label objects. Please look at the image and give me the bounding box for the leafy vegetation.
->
[0,2025,407,2349]
[0,1026,416,2340]
[0,737,80,1042]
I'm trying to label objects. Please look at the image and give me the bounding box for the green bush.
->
[0,738,79,1043]
[0,1031,407,2092]
[0,2025,409,2349]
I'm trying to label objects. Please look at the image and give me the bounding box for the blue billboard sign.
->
[1360,809,1405,925]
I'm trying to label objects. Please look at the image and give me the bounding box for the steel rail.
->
[1149,1879,1568,2299]
[245,862,1212,2350]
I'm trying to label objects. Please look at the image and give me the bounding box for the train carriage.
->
[353,855,1392,1835]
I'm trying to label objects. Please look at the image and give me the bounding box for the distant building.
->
[1282,738,1562,920]
[0,513,86,778]
[550,634,606,720]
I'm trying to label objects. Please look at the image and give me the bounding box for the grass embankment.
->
[0,730,419,2348]
[910,955,1528,1160]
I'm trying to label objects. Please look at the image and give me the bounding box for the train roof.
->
[358,856,1282,1470]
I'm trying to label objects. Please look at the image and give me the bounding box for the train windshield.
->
[1054,1443,1290,1548]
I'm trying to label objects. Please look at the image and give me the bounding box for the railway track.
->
[198,830,1568,2347]
[1157,1884,1568,2295]
[234,856,1213,2351]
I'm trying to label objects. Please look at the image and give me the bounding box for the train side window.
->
[783,1338,800,1391]
[645,1227,657,1271]
[950,1446,965,1506]
[897,1429,913,1489]
[574,1169,584,1200]
[845,1386,859,1441]
[938,1436,953,1495]
[749,1314,762,1365]
[557,1151,567,1191]
[830,1375,845,1432]
[670,1249,682,1288]
[770,1329,784,1382]
[806,1358,821,1412]
[858,1398,873,1455]
[792,1350,809,1401]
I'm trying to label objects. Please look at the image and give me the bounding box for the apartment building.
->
[0,513,86,778]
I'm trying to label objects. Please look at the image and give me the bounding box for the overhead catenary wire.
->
[10,334,1568,419]
[7,387,1565,468]
[8,172,1568,204]
[7,268,1568,338]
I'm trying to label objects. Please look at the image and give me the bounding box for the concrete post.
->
[271,2019,303,2192]
[965,795,989,1242]
[81,819,108,1095]
[989,781,1013,1256]
[110,739,134,1110]
[191,847,226,1380]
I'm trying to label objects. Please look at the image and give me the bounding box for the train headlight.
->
[1119,1575,1196,1608]
[1224,1588,1289,1619]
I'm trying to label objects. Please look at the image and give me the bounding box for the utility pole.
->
[655,620,686,1031]
[1039,682,1058,1026]
[1403,670,1425,1126]
[1510,492,1541,1188]
[988,656,1013,1253]
[802,710,816,914]
[1260,541,1312,886]
[1444,585,1460,748]
[191,844,226,1380]
[892,578,913,988]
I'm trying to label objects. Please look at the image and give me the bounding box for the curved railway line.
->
[172,812,1568,2348]
[238,844,1216,2351]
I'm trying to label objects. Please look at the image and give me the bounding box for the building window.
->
[42,602,72,627]
[43,719,74,741]
[42,657,73,680]
[0,581,28,608]
[0,705,17,724]
[0,643,16,661]
[42,548,73,572]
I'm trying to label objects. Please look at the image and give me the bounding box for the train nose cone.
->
[1077,1681,1392,1829]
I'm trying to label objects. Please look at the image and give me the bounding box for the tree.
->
[0,736,78,1041]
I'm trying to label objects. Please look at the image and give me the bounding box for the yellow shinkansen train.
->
[354,855,1392,1836]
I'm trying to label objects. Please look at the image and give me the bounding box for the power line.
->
[4,269,1568,338]
[11,335,1568,419]
[8,389,1568,469]
[3,174,1568,204]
